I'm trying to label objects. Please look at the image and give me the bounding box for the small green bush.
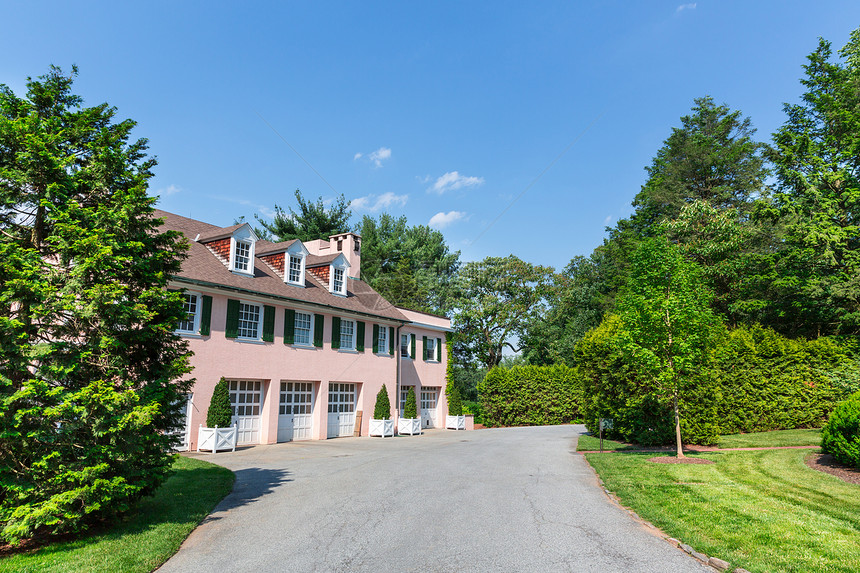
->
[403,387,418,419]
[374,385,391,420]
[206,378,233,427]
[822,391,860,468]
[463,400,484,424]
[447,386,463,416]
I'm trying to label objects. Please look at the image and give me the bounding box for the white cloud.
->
[368,147,391,167]
[157,184,182,196]
[676,3,696,11]
[353,152,363,160]
[350,192,408,212]
[429,210,467,229]
[603,215,613,225]
[429,171,485,194]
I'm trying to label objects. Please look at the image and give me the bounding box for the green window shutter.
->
[225,299,239,338]
[262,305,275,342]
[422,336,428,361]
[284,308,295,345]
[356,321,365,352]
[410,333,416,359]
[199,295,212,336]
[313,314,324,347]
[332,316,341,349]
[437,337,442,362]
[389,327,394,355]
[372,324,379,354]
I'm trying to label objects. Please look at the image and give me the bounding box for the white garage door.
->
[327,383,356,438]
[229,380,263,445]
[278,381,314,442]
[421,388,438,429]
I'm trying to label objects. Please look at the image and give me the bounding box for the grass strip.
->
[717,428,821,448]
[585,449,859,573]
[0,456,234,573]
[576,433,631,451]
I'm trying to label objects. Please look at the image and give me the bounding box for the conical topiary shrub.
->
[206,377,233,427]
[448,385,463,416]
[374,385,391,420]
[404,387,418,419]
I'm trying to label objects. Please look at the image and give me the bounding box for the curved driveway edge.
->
[159,425,709,572]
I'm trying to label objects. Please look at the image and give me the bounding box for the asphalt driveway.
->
[159,425,709,572]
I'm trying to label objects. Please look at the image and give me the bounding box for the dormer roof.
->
[307,253,348,268]
[255,239,304,257]
[197,222,258,243]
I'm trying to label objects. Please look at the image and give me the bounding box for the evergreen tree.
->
[403,387,418,419]
[769,28,860,336]
[206,378,233,427]
[373,385,391,420]
[0,67,192,542]
[447,386,463,417]
[255,189,351,242]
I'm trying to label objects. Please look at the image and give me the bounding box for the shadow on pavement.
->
[204,467,292,521]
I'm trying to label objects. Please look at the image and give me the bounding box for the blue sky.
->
[3,1,859,270]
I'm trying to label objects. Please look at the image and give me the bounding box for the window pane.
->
[295,312,311,344]
[289,255,302,282]
[234,240,251,271]
[238,303,260,338]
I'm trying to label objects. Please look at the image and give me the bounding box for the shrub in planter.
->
[404,387,418,419]
[207,377,232,427]
[370,386,394,437]
[399,387,421,435]
[446,386,466,430]
[822,391,860,468]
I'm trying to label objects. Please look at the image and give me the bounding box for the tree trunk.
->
[673,391,684,458]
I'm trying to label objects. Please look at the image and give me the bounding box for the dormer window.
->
[288,255,302,283]
[233,240,251,272]
[328,254,349,296]
[227,225,258,277]
[333,267,344,293]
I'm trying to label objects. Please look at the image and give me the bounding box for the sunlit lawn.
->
[577,428,822,451]
[0,456,234,573]
[585,449,859,573]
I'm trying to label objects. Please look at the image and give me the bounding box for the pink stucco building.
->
[156,210,452,449]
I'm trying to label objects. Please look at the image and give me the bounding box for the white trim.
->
[285,241,308,287]
[339,318,356,350]
[294,310,313,346]
[407,321,453,333]
[175,291,202,335]
[236,300,263,341]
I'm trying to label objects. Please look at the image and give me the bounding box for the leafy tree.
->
[255,189,351,242]
[0,67,192,542]
[768,28,860,336]
[614,238,725,457]
[357,213,460,313]
[403,386,418,419]
[206,378,233,427]
[373,385,391,420]
[452,256,554,370]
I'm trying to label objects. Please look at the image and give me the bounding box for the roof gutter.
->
[169,276,409,324]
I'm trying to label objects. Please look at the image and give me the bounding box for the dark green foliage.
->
[447,385,463,416]
[357,213,460,314]
[403,387,418,419]
[822,391,860,468]
[255,189,351,243]
[0,67,192,542]
[462,401,484,425]
[206,378,233,428]
[373,385,391,420]
[477,365,580,427]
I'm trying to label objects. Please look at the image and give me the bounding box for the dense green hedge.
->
[574,319,855,446]
[822,391,860,468]
[478,364,580,427]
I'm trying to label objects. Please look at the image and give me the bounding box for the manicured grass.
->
[0,456,234,573]
[576,433,632,451]
[717,428,821,448]
[585,449,859,573]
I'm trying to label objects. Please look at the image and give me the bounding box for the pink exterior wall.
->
[179,288,450,449]
[395,308,450,428]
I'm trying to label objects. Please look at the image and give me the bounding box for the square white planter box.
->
[446,415,466,430]
[197,424,237,453]
[369,418,394,437]
[398,417,422,435]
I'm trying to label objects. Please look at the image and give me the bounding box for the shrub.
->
[463,400,484,424]
[447,386,463,416]
[822,391,860,468]
[403,387,418,419]
[373,385,391,420]
[206,378,233,427]
[478,364,580,428]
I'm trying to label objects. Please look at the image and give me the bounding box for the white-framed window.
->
[233,239,252,272]
[340,318,355,350]
[332,267,345,295]
[377,326,388,354]
[401,333,410,358]
[288,254,303,284]
[425,337,437,361]
[176,292,199,333]
[294,311,312,345]
[400,386,413,411]
[237,302,261,339]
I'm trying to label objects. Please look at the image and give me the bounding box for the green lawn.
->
[0,456,234,573]
[585,449,859,573]
[717,428,821,448]
[576,433,632,451]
